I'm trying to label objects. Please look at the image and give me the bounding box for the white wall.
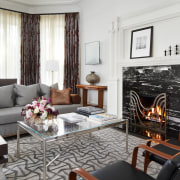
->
[79,0,180,110]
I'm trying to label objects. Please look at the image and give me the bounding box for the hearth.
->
[129,90,167,140]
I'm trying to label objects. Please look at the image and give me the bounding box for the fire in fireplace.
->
[129,90,167,139]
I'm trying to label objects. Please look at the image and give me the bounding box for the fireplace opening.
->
[129,90,167,140]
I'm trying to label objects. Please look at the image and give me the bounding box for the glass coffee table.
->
[17,115,128,180]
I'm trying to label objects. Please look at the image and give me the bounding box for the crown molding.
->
[121,1,180,29]
[6,0,81,6]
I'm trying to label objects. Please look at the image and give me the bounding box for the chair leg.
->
[144,158,151,173]
[178,132,180,142]
[144,150,151,173]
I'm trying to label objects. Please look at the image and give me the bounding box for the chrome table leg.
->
[43,140,47,180]
[126,120,129,153]
[17,125,20,158]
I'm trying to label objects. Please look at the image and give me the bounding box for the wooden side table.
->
[0,136,8,180]
[76,84,107,108]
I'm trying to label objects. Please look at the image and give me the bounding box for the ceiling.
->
[6,0,81,6]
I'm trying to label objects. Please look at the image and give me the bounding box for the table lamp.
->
[45,60,59,84]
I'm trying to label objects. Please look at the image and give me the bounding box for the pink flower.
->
[50,106,55,112]
[32,101,37,107]
[26,109,33,118]
[26,104,32,108]
[40,100,47,106]
[39,104,45,112]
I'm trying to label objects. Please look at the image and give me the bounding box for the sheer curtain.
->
[40,15,65,89]
[0,9,21,82]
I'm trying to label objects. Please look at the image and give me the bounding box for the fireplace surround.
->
[123,65,180,139]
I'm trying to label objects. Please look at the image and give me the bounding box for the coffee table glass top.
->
[18,116,126,140]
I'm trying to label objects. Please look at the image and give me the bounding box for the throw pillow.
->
[15,84,39,106]
[70,94,81,104]
[0,85,14,108]
[51,88,71,105]
[39,83,59,99]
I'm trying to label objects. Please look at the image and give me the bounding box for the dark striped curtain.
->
[64,13,79,94]
[21,13,40,85]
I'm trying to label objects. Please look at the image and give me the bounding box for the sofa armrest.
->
[69,168,98,180]
[70,94,81,104]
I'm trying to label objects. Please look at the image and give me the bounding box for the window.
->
[0,9,21,82]
[40,15,65,89]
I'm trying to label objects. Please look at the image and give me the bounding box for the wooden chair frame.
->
[69,144,180,180]
[144,132,180,172]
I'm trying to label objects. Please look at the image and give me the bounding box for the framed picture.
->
[85,41,100,65]
[130,26,153,59]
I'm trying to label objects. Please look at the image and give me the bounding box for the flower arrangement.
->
[21,97,59,123]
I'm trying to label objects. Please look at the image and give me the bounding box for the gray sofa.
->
[0,80,81,137]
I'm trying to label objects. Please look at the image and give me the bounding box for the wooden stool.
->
[0,136,8,180]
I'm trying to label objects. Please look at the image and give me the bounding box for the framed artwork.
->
[130,26,153,59]
[85,41,100,65]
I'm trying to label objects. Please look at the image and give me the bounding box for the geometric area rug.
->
[3,128,162,180]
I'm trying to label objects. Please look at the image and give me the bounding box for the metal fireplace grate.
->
[129,90,167,139]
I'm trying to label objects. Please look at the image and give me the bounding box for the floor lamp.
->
[45,60,59,85]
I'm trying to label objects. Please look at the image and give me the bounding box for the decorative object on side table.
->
[130,26,153,59]
[86,71,100,85]
[21,97,59,125]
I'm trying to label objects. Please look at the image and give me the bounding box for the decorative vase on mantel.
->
[86,71,100,85]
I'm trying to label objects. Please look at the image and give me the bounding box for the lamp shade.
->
[45,60,59,72]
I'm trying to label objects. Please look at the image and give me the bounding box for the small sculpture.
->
[164,50,167,56]
[175,45,179,55]
[169,46,172,56]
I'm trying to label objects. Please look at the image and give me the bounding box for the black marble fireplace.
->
[123,65,180,139]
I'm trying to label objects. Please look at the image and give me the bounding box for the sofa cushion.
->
[54,104,81,114]
[51,88,71,105]
[0,106,23,125]
[0,85,14,108]
[70,94,81,104]
[15,84,39,106]
[39,83,59,99]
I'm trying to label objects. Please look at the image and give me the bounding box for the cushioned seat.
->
[69,145,180,180]
[54,104,81,114]
[0,107,23,125]
[89,160,154,180]
[146,139,180,165]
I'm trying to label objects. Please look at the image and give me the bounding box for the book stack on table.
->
[76,106,104,116]
[88,113,118,124]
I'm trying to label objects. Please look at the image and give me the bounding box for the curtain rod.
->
[0,7,79,15]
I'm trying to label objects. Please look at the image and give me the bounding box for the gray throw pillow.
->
[39,83,59,99]
[15,84,39,106]
[0,85,14,108]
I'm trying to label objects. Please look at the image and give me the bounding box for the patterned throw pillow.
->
[39,83,59,99]
[51,88,71,105]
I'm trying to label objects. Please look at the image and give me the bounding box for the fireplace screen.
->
[129,90,167,139]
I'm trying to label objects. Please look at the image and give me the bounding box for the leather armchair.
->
[69,144,180,180]
[143,137,180,172]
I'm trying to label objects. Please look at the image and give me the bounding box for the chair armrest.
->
[131,144,178,168]
[146,139,180,150]
[69,168,98,180]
